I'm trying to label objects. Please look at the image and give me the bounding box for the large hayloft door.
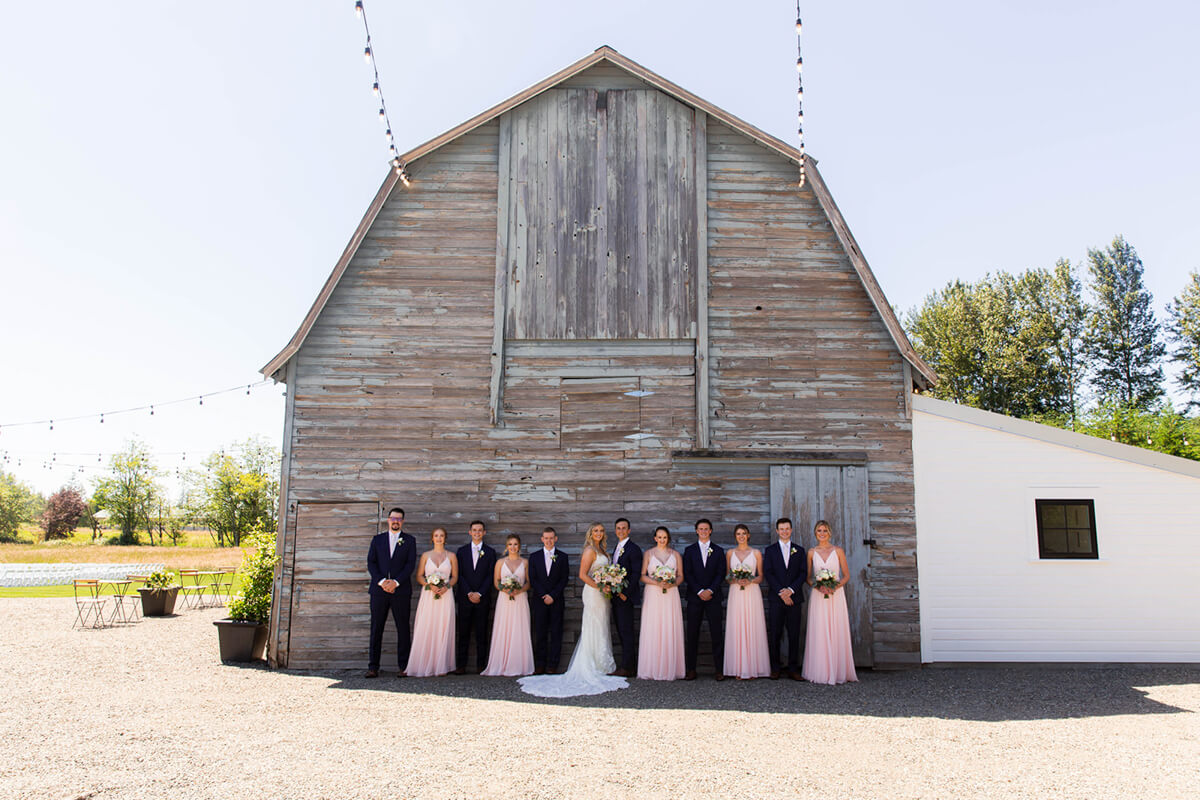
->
[499,88,700,340]
[770,465,873,666]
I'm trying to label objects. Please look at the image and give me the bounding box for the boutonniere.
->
[397,536,404,546]
[550,554,557,562]
[790,546,798,555]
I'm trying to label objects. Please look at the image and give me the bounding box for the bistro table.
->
[104,579,140,624]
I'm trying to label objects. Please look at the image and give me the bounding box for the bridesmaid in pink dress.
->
[406,527,459,677]
[637,526,686,681]
[723,524,771,679]
[482,534,535,676]
[801,520,858,685]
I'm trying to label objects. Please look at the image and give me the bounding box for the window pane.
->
[1068,528,1096,555]
[1066,504,1091,528]
[1041,529,1068,554]
[1040,504,1066,528]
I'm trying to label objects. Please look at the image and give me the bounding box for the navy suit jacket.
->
[528,548,570,601]
[683,541,726,601]
[454,542,497,601]
[612,537,643,604]
[762,539,807,599]
[366,531,417,597]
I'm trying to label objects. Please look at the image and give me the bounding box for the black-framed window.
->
[1035,499,1098,559]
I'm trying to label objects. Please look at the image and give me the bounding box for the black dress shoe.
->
[790,671,804,681]
[396,670,407,678]
[364,669,379,679]
[684,671,697,681]
[769,670,780,680]
[609,667,631,677]
[453,667,466,675]
[533,667,545,675]
[714,673,726,682]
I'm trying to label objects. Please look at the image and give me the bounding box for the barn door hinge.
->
[863,539,877,547]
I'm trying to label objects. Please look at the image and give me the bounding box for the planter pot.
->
[214,618,268,662]
[138,587,179,616]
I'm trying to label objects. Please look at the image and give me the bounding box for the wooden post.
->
[268,357,296,668]
[694,109,710,449]
[490,115,513,425]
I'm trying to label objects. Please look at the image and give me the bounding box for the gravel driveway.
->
[1,598,1197,799]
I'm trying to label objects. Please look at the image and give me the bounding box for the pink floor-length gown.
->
[637,553,686,681]
[482,560,534,677]
[801,549,858,685]
[406,555,456,677]
[723,550,771,679]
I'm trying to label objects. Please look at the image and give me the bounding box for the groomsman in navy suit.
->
[528,526,570,674]
[609,517,642,677]
[763,516,806,680]
[454,520,497,674]
[683,518,726,681]
[365,507,417,678]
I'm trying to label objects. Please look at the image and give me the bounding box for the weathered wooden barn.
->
[261,47,937,671]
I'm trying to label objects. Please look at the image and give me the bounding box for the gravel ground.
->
[2,598,1197,800]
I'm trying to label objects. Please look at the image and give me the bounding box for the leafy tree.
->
[1082,236,1165,407]
[41,486,88,539]
[1166,269,1200,409]
[1072,401,1200,461]
[192,437,280,547]
[93,440,161,545]
[149,500,191,546]
[905,268,1082,418]
[0,471,42,542]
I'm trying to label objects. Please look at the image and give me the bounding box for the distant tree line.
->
[0,436,280,545]
[905,235,1200,458]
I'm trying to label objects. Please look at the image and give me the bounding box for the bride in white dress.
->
[518,523,629,698]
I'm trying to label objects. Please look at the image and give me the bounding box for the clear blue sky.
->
[2,1,1197,495]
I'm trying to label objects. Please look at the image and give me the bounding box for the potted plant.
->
[137,570,180,616]
[214,526,278,662]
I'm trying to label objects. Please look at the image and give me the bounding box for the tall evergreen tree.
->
[1019,259,1088,427]
[1082,236,1165,407]
[1166,269,1200,409]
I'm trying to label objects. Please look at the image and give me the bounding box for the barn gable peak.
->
[261,46,935,386]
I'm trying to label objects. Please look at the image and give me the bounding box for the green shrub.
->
[227,526,278,624]
[144,570,178,589]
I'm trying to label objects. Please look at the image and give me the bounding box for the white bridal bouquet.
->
[727,566,755,589]
[813,568,838,599]
[592,564,628,598]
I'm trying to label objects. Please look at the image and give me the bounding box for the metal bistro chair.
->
[106,579,141,624]
[178,570,207,609]
[72,579,108,630]
[212,568,237,607]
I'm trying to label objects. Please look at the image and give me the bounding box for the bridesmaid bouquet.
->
[651,565,676,593]
[813,568,838,599]
[727,566,755,589]
[424,573,448,598]
[593,564,628,598]
[499,575,522,600]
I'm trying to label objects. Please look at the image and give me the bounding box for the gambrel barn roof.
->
[262,45,936,386]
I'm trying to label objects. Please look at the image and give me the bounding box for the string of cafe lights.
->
[355,0,410,186]
[0,380,275,433]
[795,3,806,189]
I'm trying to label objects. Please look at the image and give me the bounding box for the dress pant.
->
[530,597,565,671]
[611,594,638,671]
[685,594,724,674]
[368,589,412,671]
[767,594,804,671]
[456,596,492,671]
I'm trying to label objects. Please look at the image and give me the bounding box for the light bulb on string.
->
[246,385,251,395]
[199,396,204,406]
[150,405,154,416]
[796,57,803,73]
[49,420,53,431]
[384,128,392,142]
[795,17,802,34]
[372,82,380,97]
[355,0,363,17]
[378,108,386,122]
[100,413,104,424]
[364,46,372,64]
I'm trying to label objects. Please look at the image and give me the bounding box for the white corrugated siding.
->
[913,396,1200,663]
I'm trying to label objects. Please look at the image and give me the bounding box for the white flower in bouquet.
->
[728,566,755,589]
[593,564,628,598]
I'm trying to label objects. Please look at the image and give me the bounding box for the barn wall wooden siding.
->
[269,88,918,669]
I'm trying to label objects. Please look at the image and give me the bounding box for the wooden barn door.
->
[288,501,381,670]
[770,465,873,667]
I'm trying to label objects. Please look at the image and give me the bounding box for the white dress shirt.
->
[780,539,791,569]
[543,548,556,573]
